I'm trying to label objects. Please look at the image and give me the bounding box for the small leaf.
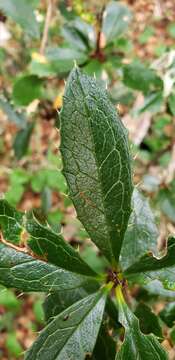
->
[120,189,158,270]
[168,93,175,115]
[62,18,95,51]
[138,91,163,114]
[26,212,95,276]
[0,0,39,38]
[159,302,175,327]
[115,286,168,359]
[60,67,133,264]
[25,290,107,360]
[125,237,175,290]
[13,121,34,159]
[0,243,97,292]
[0,199,23,245]
[12,75,43,106]
[123,62,162,93]
[0,97,27,128]
[102,1,132,45]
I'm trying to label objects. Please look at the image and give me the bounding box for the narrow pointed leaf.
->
[92,325,116,360]
[135,303,162,338]
[0,200,95,276]
[115,286,168,359]
[25,290,107,360]
[0,244,97,292]
[120,189,158,270]
[60,67,133,264]
[27,212,95,276]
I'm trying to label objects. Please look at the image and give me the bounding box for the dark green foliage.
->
[0,67,174,359]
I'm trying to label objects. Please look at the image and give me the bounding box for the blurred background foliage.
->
[0,0,175,358]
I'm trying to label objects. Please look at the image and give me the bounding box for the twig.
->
[40,0,53,55]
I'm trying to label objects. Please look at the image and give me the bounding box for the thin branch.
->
[40,0,53,55]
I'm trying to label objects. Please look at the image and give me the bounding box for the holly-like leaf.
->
[60,67,133,264]
[135,303,162,338]
[0,243,97,292]
[120,189,158,270]
[0,0,39,39]
[0,199,95,276]
[102,2,132,45]
[0,199,23,245]
[25,290,107,360]
[26,212,95,276]
[125,237,175,290]
[115,286,168,359]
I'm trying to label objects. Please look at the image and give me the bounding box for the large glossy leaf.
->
[102,2,132,45]
[60,67,133,264]
[0,243,97,292]
[125,237,175,290]
[120,189,158,270]
[0,199,95,276]
[25,290,107,360]
[115,286,168,359]
[0,0,39,38]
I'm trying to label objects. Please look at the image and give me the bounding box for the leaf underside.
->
[60,67,133,264]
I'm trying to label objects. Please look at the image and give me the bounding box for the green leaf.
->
[6,332,23,358]
[120,189,158,270]
[159,302,175,327]
[12,75,43,106]
[123,63,162,93]
[25,290,107,360]
[167,23,175,39]
[0,97,27,128]
[44,282,99,323]
[144,280,175,299]
[26,212,95,276]
[30,47,88,77]
[0,199,23,245]
[102,1,132,45]
[0,243,97,292]
[0,199,95,276]
[157,186,175,223]
[115,286,168,359]
[0,0,39,38]
[0,286,20,310]
[168,93,175,115]
[13,121,34,159]
[92,325,116,360]
[137,92,163,114]
[60,67,133,264]
[125,237,175,290]
[62,18,95,51]
[135,303,162,338]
